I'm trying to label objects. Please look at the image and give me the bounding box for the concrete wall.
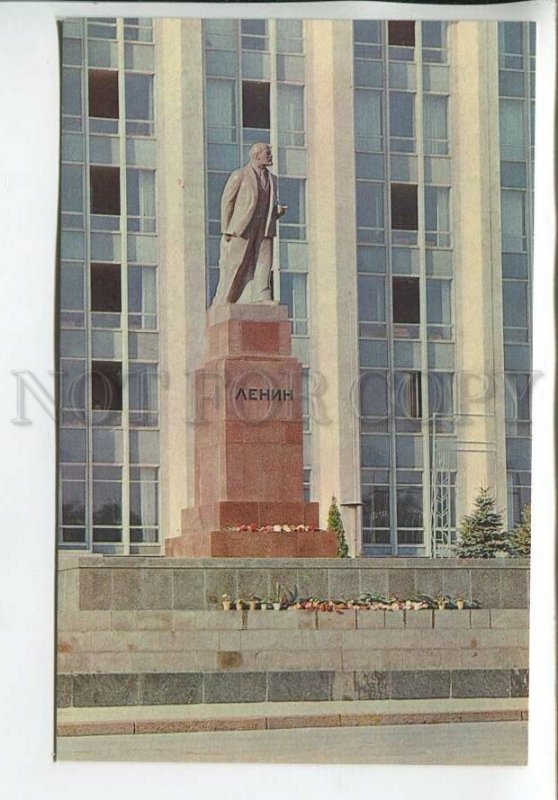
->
[57,556,529,707]
[57,606,528,707]
[58,555,530,612]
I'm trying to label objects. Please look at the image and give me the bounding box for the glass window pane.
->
[280,272,307,324]
[129,363,159,412]
[499,22,523,55]
[354,89,383,151]
[93,429,123,463]
[128,266,157,315]
[501,190,526,251]
[130,476,158,527]
[427,279,451,324]
[354,21,381,44]
[423,94,448,153]
[60,359,86,412]
[396,435,423,468]
[425,187,450,233]
[361,435,390,467]
[61,164,83,213]
[422,21,444,49]
[125,73,153,120]
[60,428,86,462]
[62,480,86,524]
[389,91,414,137]
[279,178,305,226]
[358,274,386,321]
[505,373,531,420]
[356,182,384,230]
[130,430,159,463]
[503,281,529,327]
[277,84,304,144]
[93,480,122,524]
[206,79,236,137]
[428,372,453,417]
[127,169,155,218]
[61,264,85,310]
[360,371,388,417]
[396,486,423,526]
[362,485,390,528]
[499,99,525,151]
[62,68,82,116]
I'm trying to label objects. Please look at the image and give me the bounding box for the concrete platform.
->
[57,696,528,737]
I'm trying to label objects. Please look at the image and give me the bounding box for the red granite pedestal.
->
[165,304,336,558]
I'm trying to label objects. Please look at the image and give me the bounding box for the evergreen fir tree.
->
[328,496,349,558]
[454,487,509,558]
[508,505,531,557]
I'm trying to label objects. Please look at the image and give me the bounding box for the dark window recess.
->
[90,166,120,215]
[88,70,119,118]
[91,361,122,410]
[393,277,420,324]
[391,183,418,230]
[388,21,415,47]
[91,263,121,312]
[242,82,270,129]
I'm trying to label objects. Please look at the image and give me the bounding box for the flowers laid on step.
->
[219,589,480,612]
[223,523,319,533]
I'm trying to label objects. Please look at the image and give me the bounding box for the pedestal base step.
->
[165,529,338,558]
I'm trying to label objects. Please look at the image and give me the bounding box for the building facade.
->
[58,17,534,557]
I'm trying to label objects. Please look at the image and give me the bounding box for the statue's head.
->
[249,142,273,169]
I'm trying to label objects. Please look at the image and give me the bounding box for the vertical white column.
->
[450,21,507,520]
[155,19,207,543]
[306,20,361,553]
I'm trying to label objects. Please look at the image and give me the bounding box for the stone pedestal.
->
[165,304,336,557]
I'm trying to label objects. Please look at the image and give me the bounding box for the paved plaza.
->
[57,720,527,765]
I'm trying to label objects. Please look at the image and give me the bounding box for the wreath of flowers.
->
[224,523,319,533]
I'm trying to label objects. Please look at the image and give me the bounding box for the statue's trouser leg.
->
[251,235,273,302]
[213,235,251,304]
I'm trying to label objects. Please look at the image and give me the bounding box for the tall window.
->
[389,91,415,153]
[242,81,270,131]
[279,178,306,240]
[505,373,531,432]
[277,84,304,147]
[425,186,451,247]
[91,263,121,312]
[280,272,308,335]
[391,184,418,231]
[358,275,386,322]
[501,189,526,252]
[127,168,156,232]
[206,79,236,143]
[356,181,384,243]
[388,21,415,48]
[422,21,448,64]
[125,73,154,136]
[426,279,452,340]
[90,166,120,218]
[354,89,383,152]
[423,94,448,155]
[91,361,122,411]
[393,277,420,324]
[499,99,525,161]
[362,484,391,545]
[88,70,119,120]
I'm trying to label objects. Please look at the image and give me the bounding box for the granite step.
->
[57,697,528,737]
